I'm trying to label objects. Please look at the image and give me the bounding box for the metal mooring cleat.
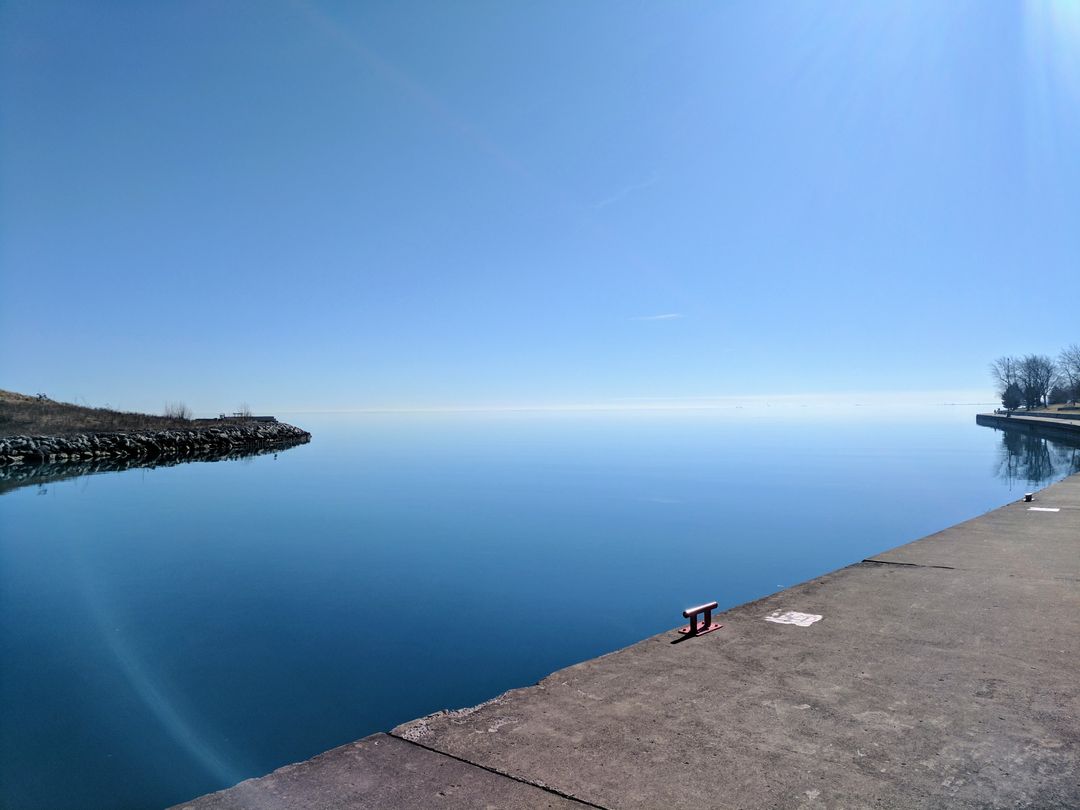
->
[679,601,723,637]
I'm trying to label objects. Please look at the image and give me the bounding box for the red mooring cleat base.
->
[678,622,723,636]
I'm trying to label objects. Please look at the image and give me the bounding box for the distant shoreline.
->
[0,389,310,467]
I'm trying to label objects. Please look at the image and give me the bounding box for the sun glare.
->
[1024,0,1080,97]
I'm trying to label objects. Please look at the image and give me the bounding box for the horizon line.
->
[267,390,999,415]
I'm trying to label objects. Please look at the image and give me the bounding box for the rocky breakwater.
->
[0,422,311,466]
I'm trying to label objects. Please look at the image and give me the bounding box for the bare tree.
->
[163,402,192,420]
[237,402,253,418]
[1018,354,1057,410]
[1048,384,1070,405]
[989,356,1019,398]
[1059,343,1080,402]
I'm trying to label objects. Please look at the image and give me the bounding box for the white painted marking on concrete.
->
[1028,507,1060,512]
[764,611,822,627]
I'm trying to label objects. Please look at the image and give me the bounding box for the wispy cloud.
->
[591,174,659,209]
[631,312,684,321]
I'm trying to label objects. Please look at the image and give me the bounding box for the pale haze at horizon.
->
[1,2,1078,415]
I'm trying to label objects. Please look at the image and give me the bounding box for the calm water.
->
[2,407,1078,809]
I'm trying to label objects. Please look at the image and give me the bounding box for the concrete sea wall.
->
[976,412,1080,443]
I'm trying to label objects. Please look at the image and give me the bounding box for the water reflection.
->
[992,427,1080,487]
[0,439,308,497]
[4,410,1079,810]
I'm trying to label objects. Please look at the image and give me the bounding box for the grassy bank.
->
[0,390,228,437]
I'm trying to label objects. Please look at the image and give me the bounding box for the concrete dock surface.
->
[176,472,1080,809]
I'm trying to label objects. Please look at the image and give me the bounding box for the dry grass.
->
[0,390,228,437]
[1032,403,1080,414]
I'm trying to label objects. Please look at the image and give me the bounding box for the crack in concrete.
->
[862,560,1080,582]
[389,732,611,809]
[862,559,957,570]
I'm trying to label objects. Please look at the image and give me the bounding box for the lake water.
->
[2,407,1078,809]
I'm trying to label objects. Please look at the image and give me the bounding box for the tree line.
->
[990,344,1080,411]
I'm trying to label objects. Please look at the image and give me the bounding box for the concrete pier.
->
[176,472,1080,809]
[976,412,1080,443]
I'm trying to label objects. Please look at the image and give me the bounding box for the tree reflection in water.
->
[995,427,1080,488]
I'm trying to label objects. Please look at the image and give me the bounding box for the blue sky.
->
[1,1,1078,414]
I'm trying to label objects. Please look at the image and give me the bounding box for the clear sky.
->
[2,1,1078,414]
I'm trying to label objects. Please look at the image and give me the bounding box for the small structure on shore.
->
[217,413,278,423]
